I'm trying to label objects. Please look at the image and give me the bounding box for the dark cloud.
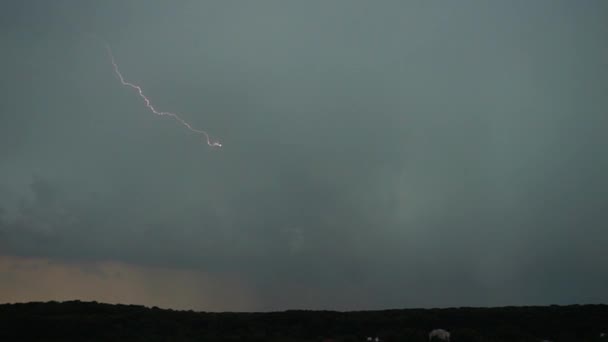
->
[1,0,608,310]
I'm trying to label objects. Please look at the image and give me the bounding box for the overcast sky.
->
[1,0,607,311]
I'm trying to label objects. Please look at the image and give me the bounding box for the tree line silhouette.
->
[0,301,606,341]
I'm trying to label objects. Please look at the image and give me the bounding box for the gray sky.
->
[1,0,607,311]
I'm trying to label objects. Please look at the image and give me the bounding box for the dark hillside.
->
[0,301,606,341]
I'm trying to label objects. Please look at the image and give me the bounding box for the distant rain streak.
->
[106,45,222,148]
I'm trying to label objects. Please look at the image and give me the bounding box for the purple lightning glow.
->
[106,45,222,148]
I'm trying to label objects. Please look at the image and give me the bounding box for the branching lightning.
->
[106,45,222,148]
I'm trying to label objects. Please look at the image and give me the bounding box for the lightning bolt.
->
[106,45,222,148]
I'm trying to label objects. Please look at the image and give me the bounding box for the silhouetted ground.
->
[0,301,607,341]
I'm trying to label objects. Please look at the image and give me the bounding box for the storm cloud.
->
[1,0,607,311]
